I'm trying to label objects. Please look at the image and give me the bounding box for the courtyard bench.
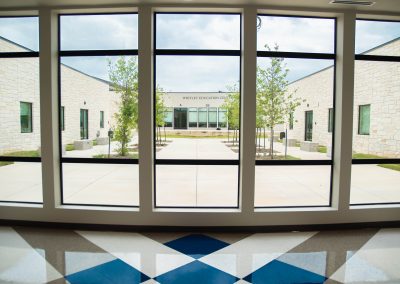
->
[96,137,109,145]
[73,140,93,150]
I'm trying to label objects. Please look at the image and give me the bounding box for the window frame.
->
[255,14,337,208]
[351,18,400,206]
[20,101,33,133]
[0,15,41,205]
[58,12,139,208]
[153,12,242,209]
[357,104,370,135]
[100,110,104,129]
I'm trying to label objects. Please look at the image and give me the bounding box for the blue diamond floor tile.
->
[155,260,239,284]
[243,259,327,284]
[164,234,229,259]
[65,259,150,284]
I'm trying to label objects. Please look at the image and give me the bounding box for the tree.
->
[155,87,167,145]
[108,56,139,156]
[222,84,240,145]
[257,44,303,158]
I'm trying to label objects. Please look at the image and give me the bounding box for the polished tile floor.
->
[0,226,399,283]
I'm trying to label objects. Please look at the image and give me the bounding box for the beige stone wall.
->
[163,92,228,108]
[287,38,400,158]
[0,37,119,154]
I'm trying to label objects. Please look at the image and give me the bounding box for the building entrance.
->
[174,108,187,129]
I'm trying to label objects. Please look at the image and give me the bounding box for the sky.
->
[0,14,399,92]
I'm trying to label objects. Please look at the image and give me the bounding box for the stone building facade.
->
[287,38,400,158]
[0,36,118,154]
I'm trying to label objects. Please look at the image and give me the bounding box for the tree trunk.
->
[270,127,274,159]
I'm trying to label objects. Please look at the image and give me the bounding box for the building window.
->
[208,107,217,128]
[328,108,333,133]
[61,106,65,131]
[164,108,173,127]
[100,111,104,128]
[218,108,227,128]
[358,104,370,135]
[198,108,208,128]
[20,102,33,133]
[289,113,294,130]
[188,108,198,128]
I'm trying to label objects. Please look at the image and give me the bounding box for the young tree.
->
[155,88,167,145]
[108,56,138,156]
[222,85,240,145]
[257,44,303,159]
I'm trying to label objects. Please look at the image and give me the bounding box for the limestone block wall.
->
[60,66,119,145]
[0,37,119,154]
[286,38,400,158]
[0,57,41,154]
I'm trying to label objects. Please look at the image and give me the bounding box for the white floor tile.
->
[0,227,62,283]
[330,228,400,283]
[77,230,194,278]
[199,231,317,278]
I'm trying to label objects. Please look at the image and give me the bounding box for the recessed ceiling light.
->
[329,0,376,6]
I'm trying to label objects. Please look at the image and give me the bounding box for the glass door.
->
[174,108,187,129]
[80,109,88,139]
[305,110,313,141]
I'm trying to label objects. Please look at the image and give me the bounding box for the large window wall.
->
[254,15,336,207]
[0,7,399,227]
[0,16,42,204]
[59,13,139,207]
[350,19,400,205]
[154,13,241,208]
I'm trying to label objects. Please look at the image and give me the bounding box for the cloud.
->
[355,20,400,54]
[60,14,138,50]
[257,16,335,53]
[0,17,38,51]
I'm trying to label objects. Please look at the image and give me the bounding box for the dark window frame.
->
[153,12,242,209]
[351,18,400,206]
[0,15,41,205]
[61,106,65,131]
[58,12,139,208]
[255,14,337,209]
[328,108,333,133]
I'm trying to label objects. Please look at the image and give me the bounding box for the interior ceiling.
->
[0,0,399,14]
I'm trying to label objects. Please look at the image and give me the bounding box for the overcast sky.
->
[0,15,399,92]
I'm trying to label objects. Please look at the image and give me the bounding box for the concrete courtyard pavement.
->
[0,138,399,207]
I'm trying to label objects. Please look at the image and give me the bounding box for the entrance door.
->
[174,108,187,129]
[305,110,313,141]
[80,109,89,139]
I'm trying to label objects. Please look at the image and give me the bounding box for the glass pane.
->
[218,109,227,128]
[60,56,139,159]
[0,17,39,52]
[60,14,138,50]
[20,102,32,133]
[353,61,399,159]
[188,108,197,127]
[358,105,370,135]
[256,58,334,160]
[257,16,335,53]
[208,107,217,128]
[156,165,238,207]
[0,162,42,203]
[198,108,207,127]
[0,58,41,157]
[164,108,173,127]
[62,163,139,206]
[328,108,333,133]
[155,56,240,160]
[355,20,400,55]
[255,166,331,207]
[156,13,240,50]
[351,164,400,204]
